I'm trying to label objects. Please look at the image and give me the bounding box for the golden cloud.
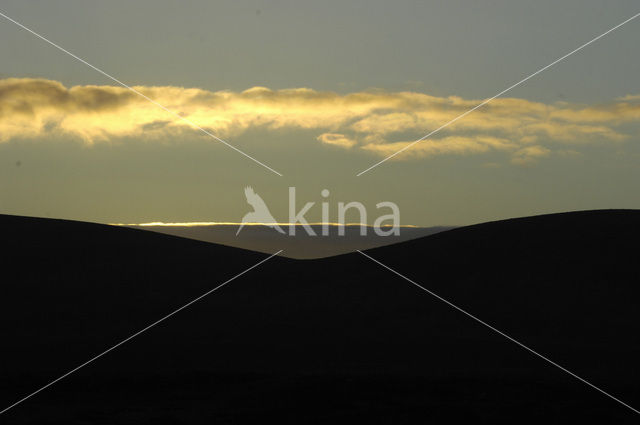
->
[511,145,551,166]
[1,77,638,164]
[362,136,516,158]
[316,133,357,148]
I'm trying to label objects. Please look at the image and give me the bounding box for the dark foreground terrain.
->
[1,210,639,424]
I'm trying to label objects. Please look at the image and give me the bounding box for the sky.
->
[1,0,639,226]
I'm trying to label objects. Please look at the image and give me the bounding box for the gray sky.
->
[1,0,639,226]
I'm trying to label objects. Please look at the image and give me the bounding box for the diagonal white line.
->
[0,249,283,416]
[357,250,640,416]
[0,10,283,177]
[356,11,640,176]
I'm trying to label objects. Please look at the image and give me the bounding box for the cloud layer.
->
[1,78,639,164]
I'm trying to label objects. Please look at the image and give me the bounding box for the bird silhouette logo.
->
[236,186,285,236]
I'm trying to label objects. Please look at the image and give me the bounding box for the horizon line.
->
[109,221,424,228]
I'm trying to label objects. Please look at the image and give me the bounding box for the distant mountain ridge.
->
[121,222,453,259]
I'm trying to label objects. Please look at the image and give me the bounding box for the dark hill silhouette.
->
[1,210,639,424]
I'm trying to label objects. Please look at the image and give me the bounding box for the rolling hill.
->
[1,210,639,424]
